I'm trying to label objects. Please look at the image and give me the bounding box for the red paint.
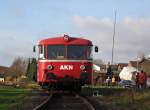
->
[39,36,92,45]
[38,61,92,83]
[37,35,93,86]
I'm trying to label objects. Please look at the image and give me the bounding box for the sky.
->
[0,0,150,66]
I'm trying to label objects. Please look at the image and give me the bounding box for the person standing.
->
[139,70,147,89]
[136,72,140,88]
[106,77,111,86]
[106,62,112,76]
[112,75,116,86]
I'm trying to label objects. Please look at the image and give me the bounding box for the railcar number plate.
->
[60,65,73,70]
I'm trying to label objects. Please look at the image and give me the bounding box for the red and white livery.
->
[34,34,98,90]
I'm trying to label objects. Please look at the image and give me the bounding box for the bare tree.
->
[10,56,28,75]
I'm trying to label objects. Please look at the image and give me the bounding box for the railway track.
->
[33,91,96,110]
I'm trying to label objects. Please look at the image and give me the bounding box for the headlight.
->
[47,65,53,70]
[80,65,85,70]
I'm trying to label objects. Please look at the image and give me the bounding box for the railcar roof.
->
[38,36,93,45]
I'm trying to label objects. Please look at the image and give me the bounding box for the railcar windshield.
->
[47,45,65,59]
[47,45,92,60]
[67,45,92,60]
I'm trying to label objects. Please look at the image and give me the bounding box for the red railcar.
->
[34,35,98,90]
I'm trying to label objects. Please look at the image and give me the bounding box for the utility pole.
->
[111,10,117,65]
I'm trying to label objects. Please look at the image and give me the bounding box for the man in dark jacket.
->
[106,62,112,76]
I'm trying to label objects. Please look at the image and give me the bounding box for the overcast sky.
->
[0,0,150,66]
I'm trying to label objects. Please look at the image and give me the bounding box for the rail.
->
[32,91,53,110]
[32,91,97,110]
[76,94,95,110]
[45,91,96,110]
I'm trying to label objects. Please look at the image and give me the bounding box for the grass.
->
[82,86,150,110]
[0,86,31,110]
[108,90,150,110]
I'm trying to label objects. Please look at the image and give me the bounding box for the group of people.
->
[105,61,148,88]
[105,75,116,86]
[105,62,116,86]
[119,61,147,88]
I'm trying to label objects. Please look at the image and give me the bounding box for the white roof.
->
[93,64,100,71]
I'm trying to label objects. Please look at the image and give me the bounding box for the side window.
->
[87,46,93,60]
[38,45,45,59]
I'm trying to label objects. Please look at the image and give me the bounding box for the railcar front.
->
[34,35,98,90]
